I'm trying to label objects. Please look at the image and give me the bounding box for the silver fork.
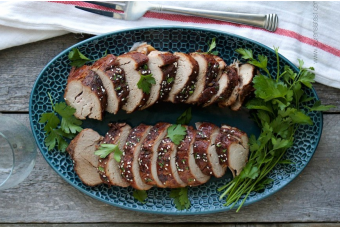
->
[76,1,278,32]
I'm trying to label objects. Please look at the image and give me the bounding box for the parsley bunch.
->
[39,93,83,152]
[218,47,335,212]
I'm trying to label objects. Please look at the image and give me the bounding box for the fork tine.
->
[75,6,125,20]
[84,1,126,11]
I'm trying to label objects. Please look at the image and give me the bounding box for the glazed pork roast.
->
[64,45,257,120]
[67,122,249,189]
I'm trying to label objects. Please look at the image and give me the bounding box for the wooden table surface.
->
[1,34,340,227]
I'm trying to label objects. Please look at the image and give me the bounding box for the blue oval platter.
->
[29,26,323,215]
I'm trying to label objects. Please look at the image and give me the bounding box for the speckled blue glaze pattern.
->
[29,26,323,215]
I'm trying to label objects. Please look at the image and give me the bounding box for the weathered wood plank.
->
[1,223,340,227]
[0,33,340,112]
[0,113,339,223]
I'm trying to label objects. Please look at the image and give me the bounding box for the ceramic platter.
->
[29,26,323,215]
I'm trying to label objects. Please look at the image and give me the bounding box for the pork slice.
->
[230,63,257,111]
[220,125,249,176]
[138,122,171,188]
[198,55,226,106]
[66,129,103,186]
[141,51,178,109]
[214,132,239,176]
[156,135,187,188]
[91,54,129,114]
[166,52,199,103]
[194,122,221,177]
[120,124,153,190]
[97,123,131,187]
[64,66,107,120]
[204,65,239,107]
[186,53,219,105]
[116,52,150,113]
[176,125,206,186]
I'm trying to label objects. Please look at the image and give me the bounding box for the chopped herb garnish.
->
[98,166,104,172]
[167,77,174,83]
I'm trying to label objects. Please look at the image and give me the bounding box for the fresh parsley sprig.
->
[205,37,219,55]
[68,48,107,67]
[166,124,187,145]
[94,143,123,163]
[133,190,148,203]
[169,187,190,210]
[39,93,83,152]
[218,47,335,212]
[176,107,192,125]
[137,73,156,94]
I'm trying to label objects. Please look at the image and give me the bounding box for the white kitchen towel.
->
[0,1,339,89]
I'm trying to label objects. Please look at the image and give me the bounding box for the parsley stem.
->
[47,92,55,111]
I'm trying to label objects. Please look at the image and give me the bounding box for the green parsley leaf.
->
[68,48,92,67]
[54,102,83,134]
[253,74,289,102]
[298,69,315,88]
[309,100,336,112]
[94,143,123,162]
[239,162,259,180]
[39,112,60,133]
[44,128,74,152]
[166,124,187,145]
[169,187,191,210]
[206,37,218,55]
[176,107,192,125]
[133,190,148,203]
[235,48,254,60]
[245,98,273,114]
[137,74,156,94]
[39,93,83,152]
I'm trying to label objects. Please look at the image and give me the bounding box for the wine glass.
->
[0,115,37,190]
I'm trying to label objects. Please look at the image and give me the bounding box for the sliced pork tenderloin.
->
[197,55,226,105]
[138,122,171,188]
[166,52,199,103]
[64,66,107,120]
[66,129,103,186]
[220,125,249,176]
[91,54,129,114]
[176,125,207,186]
[120,124,153,190]
[218,62,241,108]
[156,135,187,188]
[115,52,150,113]
[204,64,239,107]
[141,51,178,109]
[186,53,219,105]
[230,63,257,111]
[97,123,131,187]
[194,122,222,177]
